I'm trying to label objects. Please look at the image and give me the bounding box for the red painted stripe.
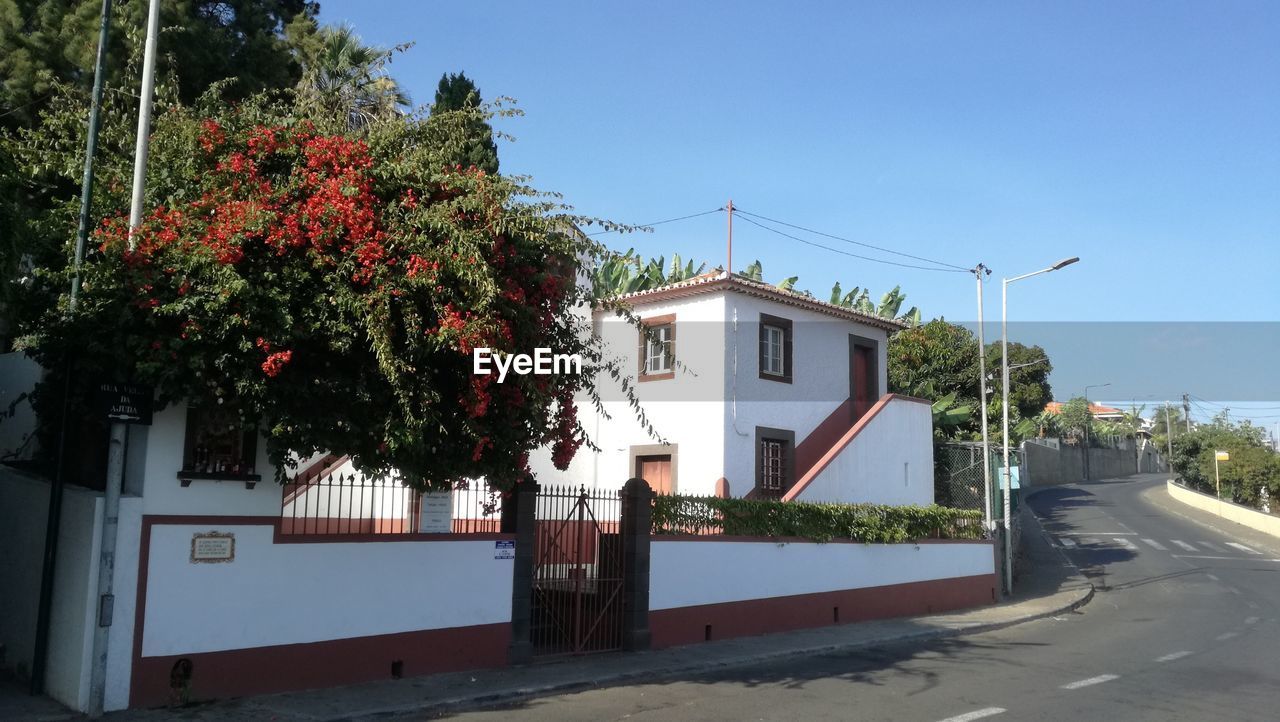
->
[650,573,997,648]
[129,622,510,708]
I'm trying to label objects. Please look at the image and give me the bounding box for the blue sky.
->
[319,2,1279,411]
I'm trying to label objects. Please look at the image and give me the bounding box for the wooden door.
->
[636,455,674,494]
[851,344,875,422]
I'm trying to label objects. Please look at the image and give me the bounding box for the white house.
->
[530,271,935,506]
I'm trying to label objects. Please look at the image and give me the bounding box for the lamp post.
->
[1002,256,1078,596]
[1082,383,1111,481]
[973,264,993,530]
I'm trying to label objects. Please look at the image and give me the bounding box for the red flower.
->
[261,349,292,378]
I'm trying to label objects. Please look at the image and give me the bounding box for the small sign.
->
[94,382,154,425]
[494,540,515,560]
[419,492,453,533]
[1215,451,1230,461]
[191,532,235,563]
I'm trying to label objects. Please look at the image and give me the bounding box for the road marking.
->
[1052,531,1137,536]
[1245,616,1260,625]
[1061,674,1120,690]
[1115,538,1139,551]
[1216,631,1239,640]
[1155,651,1192,662]
[1199,541,1226,552]
[1141,538,1168,551]
[1225,542,1262,555]
[1171,540,1198,551]
[936,708,1007,722]
[1173,555,1280,562]
[1227,587,1241,595]
[1206,574,1220,581]
[1057,537,1077,548]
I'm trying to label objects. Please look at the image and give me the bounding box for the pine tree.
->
[429,71,499,174]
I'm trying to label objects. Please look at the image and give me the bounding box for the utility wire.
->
[1190,395,1280,411]
[734,207,971,272]
[734,214,969,273]
[587,207,724,236]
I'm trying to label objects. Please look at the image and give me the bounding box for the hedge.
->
[651,494,985,543]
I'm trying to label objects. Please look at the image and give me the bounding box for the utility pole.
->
[1164,403,1174,460]
[31,0,113,697]
[973,263,993,530]
[87,1,160,716]
[725,199,734,277]
[1183,394,1192,433]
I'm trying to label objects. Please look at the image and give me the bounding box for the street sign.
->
[94,382,154,425]
[1215,451,1230,461]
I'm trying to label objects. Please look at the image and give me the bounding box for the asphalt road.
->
[435,474,1280,722]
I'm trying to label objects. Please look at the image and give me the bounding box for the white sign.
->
[494,540,515,560]
[190,532,234,563]
[419,492,453,533]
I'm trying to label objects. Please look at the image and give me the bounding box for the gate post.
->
[620,477,653,652]
[508,480,539,664]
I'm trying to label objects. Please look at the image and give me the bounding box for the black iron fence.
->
[280,470,503,535]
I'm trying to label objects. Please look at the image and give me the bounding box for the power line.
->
[587,207,724,236]
[734,208,971,272]
[734,214,969,273]
[1189,395,1280,411]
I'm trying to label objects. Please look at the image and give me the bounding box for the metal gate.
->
[530,484,626,656]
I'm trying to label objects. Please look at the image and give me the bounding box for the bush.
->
[651,494,984,542]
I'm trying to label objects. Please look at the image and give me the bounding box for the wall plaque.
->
[190,531,235,563]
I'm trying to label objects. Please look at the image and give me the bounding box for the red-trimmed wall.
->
[130,622,510,708]
[649,574,997,649]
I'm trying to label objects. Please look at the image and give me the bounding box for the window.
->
[759,439,786,490]
[181,405,259,477]
[638,314,676,381]
[754,426,795,495]
[645,325,674,373]
[758,313,793,383]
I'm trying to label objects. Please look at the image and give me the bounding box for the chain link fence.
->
[935,442,1021,515]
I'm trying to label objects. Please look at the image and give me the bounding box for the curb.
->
[328,584,1095,722]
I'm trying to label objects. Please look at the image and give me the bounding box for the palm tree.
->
[297,24,410,130]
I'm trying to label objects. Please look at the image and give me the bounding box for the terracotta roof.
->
[1044,402,1126,416]
[606,271,910,332]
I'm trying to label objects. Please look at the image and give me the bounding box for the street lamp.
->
[1083,383,1111,481]
[1001,256,1078,596]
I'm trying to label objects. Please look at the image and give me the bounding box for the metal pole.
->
[726,199,733,277]
[1083,389,1091,482]
[31,0,113,697]
[974,265,992,530]
[1165,403,1174,459]
[1001,278,1012,596]
[89,1,160,713]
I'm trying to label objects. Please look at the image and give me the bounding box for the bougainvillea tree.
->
[11,87,646,489]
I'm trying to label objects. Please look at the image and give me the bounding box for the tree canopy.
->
[0,0,320,130]
[429,71,499,175]
[8,74,644,489]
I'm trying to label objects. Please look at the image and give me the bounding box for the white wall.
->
[141,524,513,656]
[722,292,890,494]
[138,403,280,517]
[790,397,934,506]
[651,539,993,610]
[0,351,42,460]
[531,295,728,496]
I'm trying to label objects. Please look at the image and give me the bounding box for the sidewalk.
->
[95,516,1092,722]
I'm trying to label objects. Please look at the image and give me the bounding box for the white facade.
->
[530,275,932,504]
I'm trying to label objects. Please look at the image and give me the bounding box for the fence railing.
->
[280,471,503,536]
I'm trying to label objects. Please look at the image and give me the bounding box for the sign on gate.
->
[494,540,515,559]
[419,491,452,533]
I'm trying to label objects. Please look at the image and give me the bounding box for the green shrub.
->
[651,494,984,542]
